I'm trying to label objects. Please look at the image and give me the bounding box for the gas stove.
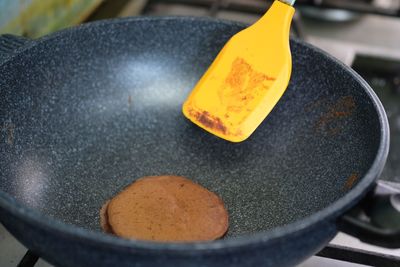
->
[1,0,400,266]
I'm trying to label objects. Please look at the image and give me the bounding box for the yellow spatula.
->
[183,0,295,142]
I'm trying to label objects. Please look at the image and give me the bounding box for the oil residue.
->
[344,172,360,190]
[1,123,15,145]
[219,57,275,119]
[185,57,275,139]
[188,109,227,135]
[313,96,356,136]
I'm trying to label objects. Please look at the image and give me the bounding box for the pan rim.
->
[0,16,390,253]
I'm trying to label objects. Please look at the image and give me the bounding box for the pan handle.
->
[0,34,32,64]
[338,180,400,248]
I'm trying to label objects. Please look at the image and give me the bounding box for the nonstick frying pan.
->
[0,17,399,267]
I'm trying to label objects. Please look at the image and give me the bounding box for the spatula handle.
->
[279,0,296,6]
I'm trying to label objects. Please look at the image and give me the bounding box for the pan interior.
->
[0,18,382,238]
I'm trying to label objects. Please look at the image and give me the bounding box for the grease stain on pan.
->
[305,96,356,136]
[344,172,360,190]
[128,95,132,106]
[304,97,329,113]
[1,122,15,145]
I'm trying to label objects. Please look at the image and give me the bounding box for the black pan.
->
[0,17,398,267]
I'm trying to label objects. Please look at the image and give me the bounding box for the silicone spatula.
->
[183,0,296,142]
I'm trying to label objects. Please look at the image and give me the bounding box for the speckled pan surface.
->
[0,17,389,267]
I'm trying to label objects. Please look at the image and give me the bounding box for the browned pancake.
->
[102,175,228,242]
[99,200,113,234]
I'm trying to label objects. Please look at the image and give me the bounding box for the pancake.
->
[103,175,228,242]
[100,200,113,234]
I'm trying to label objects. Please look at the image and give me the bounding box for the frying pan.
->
[0,17,399,267]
